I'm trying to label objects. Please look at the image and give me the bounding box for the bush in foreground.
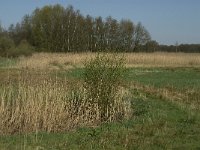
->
[83,53,130,121]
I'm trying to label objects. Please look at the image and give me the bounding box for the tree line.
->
[0,4,200,56]
[0,4,151,55]
[137,41,200,53]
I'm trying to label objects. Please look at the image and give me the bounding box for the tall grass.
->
[0,55,131,135]
[16,52,200,70]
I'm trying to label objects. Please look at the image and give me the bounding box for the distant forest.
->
[0,4,200,56]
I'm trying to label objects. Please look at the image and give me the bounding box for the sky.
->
[0,0,200,45]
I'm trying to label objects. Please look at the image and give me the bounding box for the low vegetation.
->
[12,52,200,70]
[83,54,130,121]
[0,52,200,149]
[0,53,131,135]
[0,37,34,58]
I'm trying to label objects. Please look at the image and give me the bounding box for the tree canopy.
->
[2,4,151,53]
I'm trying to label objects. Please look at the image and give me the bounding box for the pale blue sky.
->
[0,0,200,45]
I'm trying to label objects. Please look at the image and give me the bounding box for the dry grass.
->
[2,52,200,134]
[125,52,200,67]
[131,82,200,110]
[16,52,200,70]
[0,71,131,135]
[17,52,94,70]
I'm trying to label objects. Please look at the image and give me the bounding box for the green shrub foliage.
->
[0,36,15,56]
[6,40,34,57]
[84,53,126,121]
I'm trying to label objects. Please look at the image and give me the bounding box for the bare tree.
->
[133,22,151,51]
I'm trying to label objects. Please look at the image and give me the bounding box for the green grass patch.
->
[57,68,85,79]
[1,91,200,149]
[57,67,200,90]
[126,67,200,90]
[0,57,17,68]
[1,66,200,149]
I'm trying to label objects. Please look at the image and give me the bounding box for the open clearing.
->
[0,52,200,149]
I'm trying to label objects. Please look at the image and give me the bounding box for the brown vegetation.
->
[131,82,200,110]
[16,52,200,70]
[0,61,131,135]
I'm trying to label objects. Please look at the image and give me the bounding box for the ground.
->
[0,52,200,149]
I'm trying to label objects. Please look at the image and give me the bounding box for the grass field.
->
[11,52,200,69]
[0,53,200,149]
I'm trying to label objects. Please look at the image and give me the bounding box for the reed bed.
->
[125,52,200,67]
[16,52,200,70]
[17,52,94,70]
[0,72,131,135]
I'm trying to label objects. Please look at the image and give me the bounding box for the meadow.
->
[0,52,200,149]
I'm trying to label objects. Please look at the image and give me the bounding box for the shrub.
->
[0,36,15,56]
[6,40,34,57]
[83,53,128,121]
